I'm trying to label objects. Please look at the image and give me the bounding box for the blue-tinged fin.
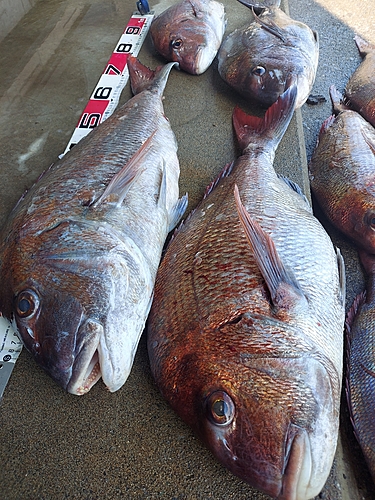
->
[236,0,281,15]
[278,174,311,209]
[92,131,157,208]
[168,194,188,232]
[234,184,308,314]
[157,160,188,232]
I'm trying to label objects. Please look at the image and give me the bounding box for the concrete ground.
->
[0,0,374,498]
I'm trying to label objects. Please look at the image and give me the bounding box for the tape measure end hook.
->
[136,0,150,15]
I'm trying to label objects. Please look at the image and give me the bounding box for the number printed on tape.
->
[0,315,22,364]
[60,11,154,157]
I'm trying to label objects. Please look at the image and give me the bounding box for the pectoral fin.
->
[156,161,188,232]
[92,131,157,208]
[234,185,308,314]
[168,194,188,232]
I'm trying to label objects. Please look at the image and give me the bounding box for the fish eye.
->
[15,290,40,319]
[365,211,375,230]
[171,38,183,50]
[206,390,235,426]
[252,65,266,76]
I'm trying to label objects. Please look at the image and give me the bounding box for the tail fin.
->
[233,83,297,152]
[236,0,281,15]
[127,55,178,96]
[330,85,350,115]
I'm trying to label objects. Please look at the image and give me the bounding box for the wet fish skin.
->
[0,56,186,395]
[309,85,375,254]
[346,251,375,483]
[150,0,226,75]
[217,0,319,108]
[148,85,345,499]
[345,35,375,128]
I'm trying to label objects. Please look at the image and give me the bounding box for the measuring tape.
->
[0,316,23,401]
[60,3,154,157]
[0,2,154,401]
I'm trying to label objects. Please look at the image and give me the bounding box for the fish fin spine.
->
[330,85,350,115]
[318,115,336,138]
[203,161,235,199]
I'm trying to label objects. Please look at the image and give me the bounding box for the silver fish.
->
[150,0,226,75]
[148,84,345,499]
[217,0,319,108]
[0,56,187,395]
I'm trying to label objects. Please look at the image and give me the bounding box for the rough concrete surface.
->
[0,0,374,499]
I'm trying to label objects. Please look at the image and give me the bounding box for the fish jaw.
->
[13,285,103,395]
[66,319,103,395]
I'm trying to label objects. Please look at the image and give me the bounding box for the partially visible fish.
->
[217,0,319,108]
[150,0,226,75]
[346,251,375,483]
[345,35,375,128]
[0,56,187,395]
[148,84,345,499]
[309,85,375,254]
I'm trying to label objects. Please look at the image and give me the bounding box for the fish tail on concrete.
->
[127,55,179,96]
[232,82,298,151]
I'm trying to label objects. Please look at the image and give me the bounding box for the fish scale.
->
[346,254,375,484]
[0,57,186,396]
[309,86,375,256]
[217,0,319,108]
[148,85,345,500]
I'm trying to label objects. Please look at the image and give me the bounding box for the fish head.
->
[217,12,319,108]
[150,0,226,75]
[218,35,288,107]
[0,219,149,395]
[11,281,102,394]
[151,314,339,498]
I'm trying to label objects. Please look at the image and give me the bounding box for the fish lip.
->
[278,426,311,500]
[193,45,216,74]
[66,319,103,395]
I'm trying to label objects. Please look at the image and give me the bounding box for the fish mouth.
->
[278,426,312,500]
[194,45,217,74]
[66,319,103,395]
